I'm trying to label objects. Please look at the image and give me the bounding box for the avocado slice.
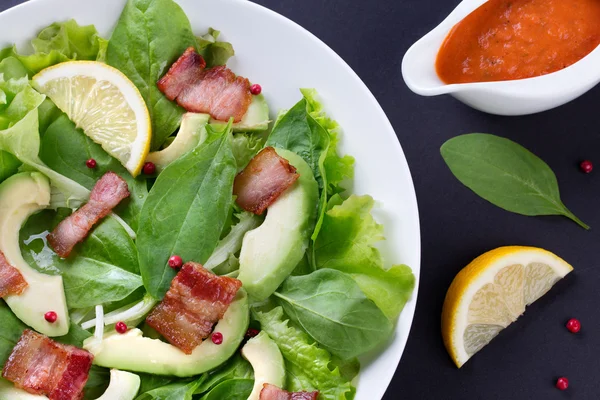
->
[95,369,140,400]
[241,331,285,400]
[146,113,210,172]
[211,94,270,133]
[0,173,69,336]
[237,149,318,301]
[83,289,250,377]
[0,369,140,400]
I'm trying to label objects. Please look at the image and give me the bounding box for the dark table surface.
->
[3,0,600,399]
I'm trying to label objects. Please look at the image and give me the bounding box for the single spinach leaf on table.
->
[274,269,393,360]
[39,114,148,231]
[20,210,143,309]
[253,306,355,400]
[138,126,237,299]
[441,133,589,229]
[106,0,198,150]
[314,194,416,320]
[199,379,254,400]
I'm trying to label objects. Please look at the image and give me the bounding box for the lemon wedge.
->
[442,246,573,368]
[32,61,151,177]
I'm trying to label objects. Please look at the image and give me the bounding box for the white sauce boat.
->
[401,0,600,116]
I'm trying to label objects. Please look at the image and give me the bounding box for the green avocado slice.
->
[237,149,319,301]
[83,289,250,377]
[0,172,69,336]
[241,331,285,400]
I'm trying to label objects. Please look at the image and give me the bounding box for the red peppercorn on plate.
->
[0,0,420,399]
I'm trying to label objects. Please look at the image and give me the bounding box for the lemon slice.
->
[442,246,573,368]
[32,61,151,177]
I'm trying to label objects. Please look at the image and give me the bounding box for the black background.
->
[3,0,600,399]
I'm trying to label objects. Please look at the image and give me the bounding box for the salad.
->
[0,0,415,399]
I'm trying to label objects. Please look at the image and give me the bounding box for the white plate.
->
[0,0,421,398]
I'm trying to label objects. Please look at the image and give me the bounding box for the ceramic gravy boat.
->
[401,0,600,116]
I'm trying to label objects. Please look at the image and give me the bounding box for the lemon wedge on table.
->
[442,246,573,368]
[32,61,151,177]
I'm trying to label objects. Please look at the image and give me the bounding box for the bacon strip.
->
[146,262,242,354]
[260,384,319,400]
[157,47,252,122]
[2,330,93,400]
[0,250,27,297]
[233,147,299,215]
[48,172,130,258]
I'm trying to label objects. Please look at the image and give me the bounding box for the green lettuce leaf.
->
[301,89,354,196]
[0,19,106,77]
[231,132,264,172]
[194,353,253,395]
[136,379,203,400]
[199,379,253,400]
[253,306,355,400]
[315,195,415,320]
[106,0,199,150]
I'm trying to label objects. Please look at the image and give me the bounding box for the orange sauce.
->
[436,0,600,84]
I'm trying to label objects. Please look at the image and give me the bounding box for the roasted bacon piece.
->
[146,262,242,354]
[233,147,299,215]
[157,47,252,122]
[48,172,130,258]
[260,384,319,400]
[2,330,93,400]
[0,250,27,297]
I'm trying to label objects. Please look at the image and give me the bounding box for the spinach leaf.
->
[266,98,329,238]
[138,126,237,299]
[253,306,355,400]
[274,269,392,360]
[199,379,254,400]
[106,0,198,150]
[0,151,20,183]
[39,114,148,231]
[194,353,253,395]
[315,195,415,320]
[0,301,27,366]
[441,133,589,229]
[20,210,143,308]
[136,378,203,400]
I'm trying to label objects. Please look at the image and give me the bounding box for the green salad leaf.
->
[266,96,329,239]
[231,132,264,171]
[39,114,148,231]
[254,306,355,400]
[199,379,253,400]
[107,0,199,150]
[136,379,203,400]
[20,210,143,308]
[138,125,237,299]
[0,75,90,207]
[301,89,354,196]
[315,195,415,320]
[441,133,589,229]
[275,269,393,360]
[0,19,106,77]
[0,301,27,366]
[197,28,235,67]
[0,151,20,183]
[194,354,253,395]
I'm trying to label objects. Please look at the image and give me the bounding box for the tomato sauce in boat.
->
[436,0,600,84]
